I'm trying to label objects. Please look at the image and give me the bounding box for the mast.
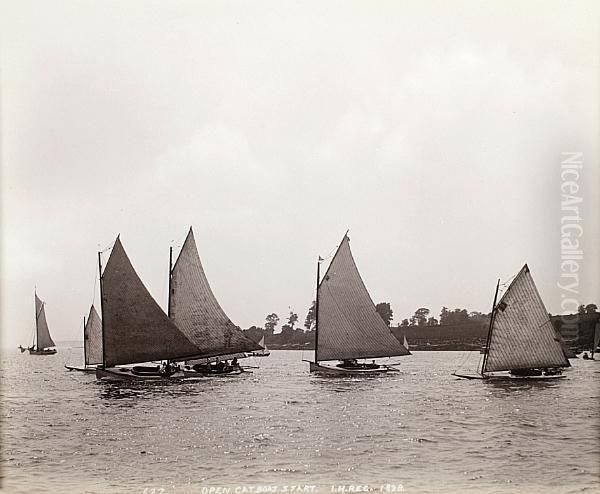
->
[34,291,38,350]
[98,251,106,368]
[592,322,598,360]
[168,246,173,318]
[481,278,500,376]
[83,315,87,367]
[314,257,321,364]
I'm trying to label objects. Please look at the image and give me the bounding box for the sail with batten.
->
[101,236,203,367]
[84,305,103,366]
[35,294,55,349]
[484,264,569,373]
[316,235,410,362]
[169,228,261,358]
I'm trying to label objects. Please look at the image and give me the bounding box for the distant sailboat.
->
[168,227,262,375]
[250,336,271,357]
[20,292,57,355]
[96,236,204,380]
[305,233,411,375]
[453,264,570,380]
[403,335,410,352]
[65,305,102,373]
[582,322,600,361]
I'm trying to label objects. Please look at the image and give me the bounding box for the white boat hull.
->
[308,361,394,375]
[96,366,188,381]
[65,364,97,373]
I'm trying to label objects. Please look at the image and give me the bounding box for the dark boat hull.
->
[307,361,394,375]
[453,372,566,381]
[28,348,57,355]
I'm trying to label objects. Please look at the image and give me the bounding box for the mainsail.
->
[169,228,261,358]
[101,236,202,367]
[316,235,411,362]
[84,305,103,366]
[35,293,55,349]
[484,265,569,373]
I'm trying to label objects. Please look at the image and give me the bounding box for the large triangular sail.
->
[35,294,55,349]
[84,305,103,366]
[484,265,569,373]
[169,228,261,358]
[101,236,202,367]
[316,235,411,361]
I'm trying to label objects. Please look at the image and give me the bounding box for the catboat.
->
[95,236,204,381]
[21,292,57,355]
[305,232,411,375]
[168,228,262,376]
[65,305,102,373]
[453,265,570,380]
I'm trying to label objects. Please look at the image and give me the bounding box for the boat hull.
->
[308,361,393,375]
[96,366,189,381]
[453,372,566,381]
[65,364,97,373]
[182,365,245,377]
[28,348,57,355]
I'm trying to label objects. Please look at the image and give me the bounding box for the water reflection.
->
[96,379,207,403]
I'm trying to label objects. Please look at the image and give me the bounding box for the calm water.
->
[2,349,599,493]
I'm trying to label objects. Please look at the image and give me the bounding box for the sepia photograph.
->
[1,1,598,493]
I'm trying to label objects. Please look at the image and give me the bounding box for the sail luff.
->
[101,236,203,367]
[316,235,410,362]
[169,228,261,358]
[484,265,569,372]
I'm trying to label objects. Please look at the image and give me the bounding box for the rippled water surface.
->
[2,349,599,493]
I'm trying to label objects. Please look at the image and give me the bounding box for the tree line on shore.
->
[240,300,599,347]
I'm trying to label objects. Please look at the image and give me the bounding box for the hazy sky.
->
[2,1,598,347]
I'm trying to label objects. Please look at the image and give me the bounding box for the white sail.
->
[101,236,202,367]
[484,265,569,373]
[316,235,411,362]
[258,336,267,350]
[403,335,409,351]
[35,293,55,349]
[84,305,103,365]
[169,228,261,358]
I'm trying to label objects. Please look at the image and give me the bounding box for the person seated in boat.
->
[231,357,240,370]
[543,367,562,376]
[509,368,542,377]
[582,352,590,360]
[160,361,174,376]
[213,357,225,372]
